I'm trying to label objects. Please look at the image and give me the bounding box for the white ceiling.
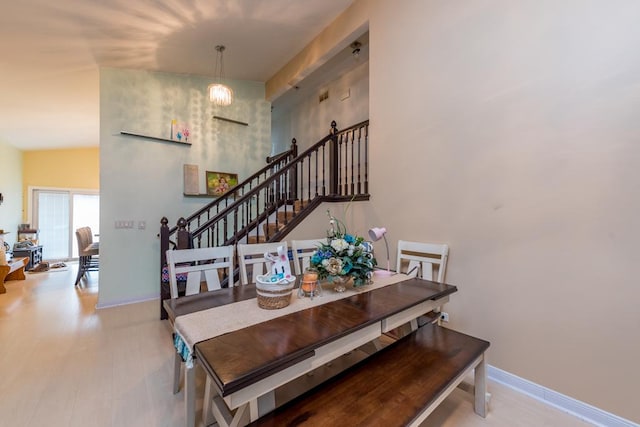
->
[0,0,354,150]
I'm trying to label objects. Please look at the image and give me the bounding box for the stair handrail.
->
[188,119,370,242]
[266,138,297,164]
[164,138,299,235]
[189,134,332,239]
[164,119,370,240]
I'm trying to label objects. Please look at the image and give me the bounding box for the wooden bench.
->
[249,324,490,426]
[0,257,29,294]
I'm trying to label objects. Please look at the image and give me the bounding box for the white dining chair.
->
[291,238,324,275]
[237,241,289,285]
[396,240,449,326]
[166,245,235,298]
[396,240,449,282]
[166,245,235,394]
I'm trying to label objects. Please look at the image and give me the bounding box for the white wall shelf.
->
[120,131,191,146]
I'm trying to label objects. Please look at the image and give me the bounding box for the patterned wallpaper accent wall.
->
[98,67,270,307]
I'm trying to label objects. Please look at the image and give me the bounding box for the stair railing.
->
[159,120,369,318]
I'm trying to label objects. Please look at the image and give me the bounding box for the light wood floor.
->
[0,264,593,427]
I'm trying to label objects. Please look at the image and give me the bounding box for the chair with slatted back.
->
[396,240,449,325]
[236,241,289,285]
[291,238,324,275]
[166,245,235,393]
[74,226,99,287]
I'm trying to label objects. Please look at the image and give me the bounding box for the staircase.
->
[159,120,370,318]
[248,200,309,243]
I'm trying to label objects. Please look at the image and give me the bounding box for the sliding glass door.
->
[32,188,99,261]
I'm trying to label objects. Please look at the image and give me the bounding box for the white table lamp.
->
[368,226,393,276]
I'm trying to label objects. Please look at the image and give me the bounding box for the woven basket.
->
[256,275,296,310]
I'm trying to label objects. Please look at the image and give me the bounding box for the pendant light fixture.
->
[208,45,233,106]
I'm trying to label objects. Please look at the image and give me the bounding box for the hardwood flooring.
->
[0,264,593,426]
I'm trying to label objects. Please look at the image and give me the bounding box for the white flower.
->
[331,238,349,252]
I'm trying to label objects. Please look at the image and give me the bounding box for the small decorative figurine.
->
[264,245,292,281]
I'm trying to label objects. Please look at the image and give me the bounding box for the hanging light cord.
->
[215,45,226,82]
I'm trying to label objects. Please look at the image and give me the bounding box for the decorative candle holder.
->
[298,267,322,299]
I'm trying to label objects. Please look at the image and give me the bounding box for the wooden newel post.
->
[176,217,192,249]
[159,216,170,319]
[329,120,339,196]
[160,217,170,266]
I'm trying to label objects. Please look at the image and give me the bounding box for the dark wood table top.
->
[194,278,457,397]
[163,284,259,323]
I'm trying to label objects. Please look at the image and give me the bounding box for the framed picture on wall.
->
[206,171,238,196]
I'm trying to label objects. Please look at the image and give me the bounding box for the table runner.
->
[174,273,409,368]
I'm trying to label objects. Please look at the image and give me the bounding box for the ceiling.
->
[0,0,355,150]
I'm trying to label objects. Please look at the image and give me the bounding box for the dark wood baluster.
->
[290,139,298,203]
[231,207,239,246]
[330,121,338,196]
[299,158,303,201]
[356,126,362,194]
[339,133,345,196]
[350,129,355,195]
[299,158,305,211]
[364,123,369,194]
[260,191,266,241]
[314,148,319,197]
[322,143,327,196]
[274,178,280,235]
[306,153,311,204]
[341,133,344,196]
[241,197,247,242]
[335,133,340,196]
[291,139,297,201]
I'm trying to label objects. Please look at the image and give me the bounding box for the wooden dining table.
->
[165,274,457,427]
[164,283,259,427]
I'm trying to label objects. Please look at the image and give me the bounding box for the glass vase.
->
[330,275,351,293]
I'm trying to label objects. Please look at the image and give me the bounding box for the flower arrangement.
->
[310,210,376,287]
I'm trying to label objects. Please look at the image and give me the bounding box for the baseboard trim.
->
[488,365,638,427]
[95,294,158,309]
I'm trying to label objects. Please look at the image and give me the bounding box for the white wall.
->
[99,67,270,307]
[366,0,640,422]
[271,60,369,154]
[0,141,23,247]
[269,0,640,422]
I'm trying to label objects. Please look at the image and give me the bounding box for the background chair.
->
[74,226,99,286]
[396,240,449,282]
[396,240,449,325]
[237,242,289,285]
[291,238,324,275]
[166,245,235,298]
[166,245,235,394]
